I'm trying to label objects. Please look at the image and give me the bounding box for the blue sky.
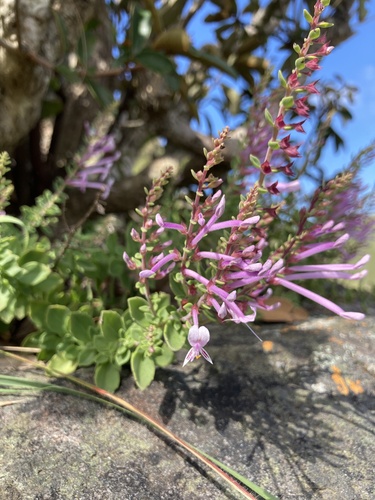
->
[317,1,375,188]
[183,0,375,192]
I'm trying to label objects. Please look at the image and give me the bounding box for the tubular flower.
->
[183,325,213,367]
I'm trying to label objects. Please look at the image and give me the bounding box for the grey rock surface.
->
[1,316,374,500]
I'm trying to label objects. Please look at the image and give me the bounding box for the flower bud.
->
[295,57,306,70]
[303,9,313,23]
[278,70,287,88]
[280,96,295,109]
[268,140,280,150]
[308,28,321,40]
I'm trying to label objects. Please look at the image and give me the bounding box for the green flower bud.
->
[249,154,261,168]
[268,140,280,150]
[295,57,306,70]
[264,108,274,126]
[278,70,287,88]
[293,43,301,54]
[280,96,295,109]
[309,28,321,40]
[303,9,313,23]
[318,21,334,28]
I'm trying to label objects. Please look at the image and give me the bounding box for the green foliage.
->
[0,160,187,392]
[0,152,13,211]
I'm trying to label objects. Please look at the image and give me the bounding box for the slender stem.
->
[53,191,102,270]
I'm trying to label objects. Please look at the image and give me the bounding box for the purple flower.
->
[139,250,179,279]
[67,126,120,199]
[183,325,213,367]
[274,277,365,320]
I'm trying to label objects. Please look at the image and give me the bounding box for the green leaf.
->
[18,249,50,266]
[128,296,151,327]
[169,274,187,299]
[78,347,97,367]
[108,257,125,277]
[0,215,29,248]
[56,64,81,83]
[16,262,51,286]
[29,301,49,329]
[136,48,176,75]
[41,95,64,118]
[31,273,63,294]
[0,284,12,312]
[47,353,78,375]
[154,344,174,367]
[99,310,124,341]
[164,321,186,351]
[95,362,121,392]
[131,6,152,55]
[0,298,16,324]
[196,449,279,500]
[114,345,131,366]
[151,292,171,311]
[126,322,144,342]
[46,305,71,335]
[93,335,111,352]
[70,312,95,343]
[249,154,261,168]
[0,214,25,228]
[86,78,114,107]
[187,46,238,78]
[21,331,43,348]
[131,349,155,390]
[264,108,274,126]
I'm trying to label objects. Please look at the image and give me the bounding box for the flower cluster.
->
[67,124,120,199]
[123,0,370,367]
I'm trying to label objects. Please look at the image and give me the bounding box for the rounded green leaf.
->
[100,310,124,340]
[164,321,186,351]
[31,273,63,294]
[95,362,121,392]
[18,249,49,266]
[154,344,174,367]
[115,347,131,366]
[108,257,125,277]
[78,347,97,367]
[46,305,70,335]
[131,349,155,390]
[47,353,78,375]
[17,262,51,286]
[29,301,49,329]
[70,312,95,343]
[0,284,12,312]
[93,335,111,352]
[128,296,151,327]
[136,48,175,75]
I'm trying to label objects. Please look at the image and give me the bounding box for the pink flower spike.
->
[183,326,213,367]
